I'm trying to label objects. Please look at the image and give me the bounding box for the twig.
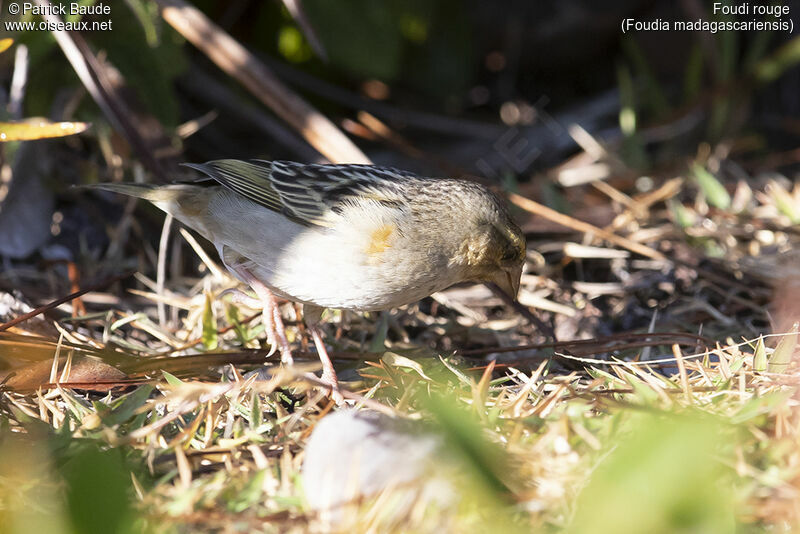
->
[8,44,28,119]
[157,214,174,328]
[154,0,369,164]
[0,271,135,333]
[280,0,328,61]
[508,192,668,261]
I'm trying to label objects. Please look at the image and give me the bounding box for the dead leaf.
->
[1,357,128,391]
[0,120,89,141]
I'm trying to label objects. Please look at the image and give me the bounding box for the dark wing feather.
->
[182,160,421,227]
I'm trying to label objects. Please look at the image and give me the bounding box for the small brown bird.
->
[90,160,526,402]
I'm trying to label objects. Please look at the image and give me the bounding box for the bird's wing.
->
[182,160,419,227]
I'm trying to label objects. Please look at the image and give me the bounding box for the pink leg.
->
[228,268,293,365]
[308,324,342,405]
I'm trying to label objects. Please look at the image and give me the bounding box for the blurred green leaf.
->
[540,181,571,214]
[422,394,510,502]
[742,30,773,72]
[0,436,70,534]
[227,470,266,513]
[616,62,648,168]
[619,369,661,404]
[399,12,429,43]
[59,446,137,534]
[570,413,735,534]
[249,390,263,430]
[753,35,800,84]
[716,24,739,83]
[407,0,473,99]
[693,164,731,210]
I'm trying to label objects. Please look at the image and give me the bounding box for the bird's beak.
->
[492,265,522,301]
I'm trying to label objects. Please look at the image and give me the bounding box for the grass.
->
[2,328,799,532]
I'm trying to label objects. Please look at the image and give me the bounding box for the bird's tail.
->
[83,182,214,237]
[82,182,169,202]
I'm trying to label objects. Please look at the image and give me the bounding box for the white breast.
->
[195,191,463,311]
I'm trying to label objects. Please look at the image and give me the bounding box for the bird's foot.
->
[218,287,261,309]
[309,323,343,405]
[270,302,294,366]
[228,268,294,365]
[219,288,279,356]
[321,370,344,405]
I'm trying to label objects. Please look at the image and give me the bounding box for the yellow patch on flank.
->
[365,224,394,255]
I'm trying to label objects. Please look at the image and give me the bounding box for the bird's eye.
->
[502,248,519,262]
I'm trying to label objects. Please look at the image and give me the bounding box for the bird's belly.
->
[258,232,459,311]
[257,261,453,311]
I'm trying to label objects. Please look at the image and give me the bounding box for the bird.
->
[88,160,526,403]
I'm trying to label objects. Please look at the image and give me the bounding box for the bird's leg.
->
[230,267,293,365]
[251,280,293,365]
[303,304,342,404]
[308,324,342,404]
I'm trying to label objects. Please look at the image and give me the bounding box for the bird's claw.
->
[272,305,294,365]
[219,287,261,309]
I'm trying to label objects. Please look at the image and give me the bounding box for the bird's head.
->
[450,185,526,300]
